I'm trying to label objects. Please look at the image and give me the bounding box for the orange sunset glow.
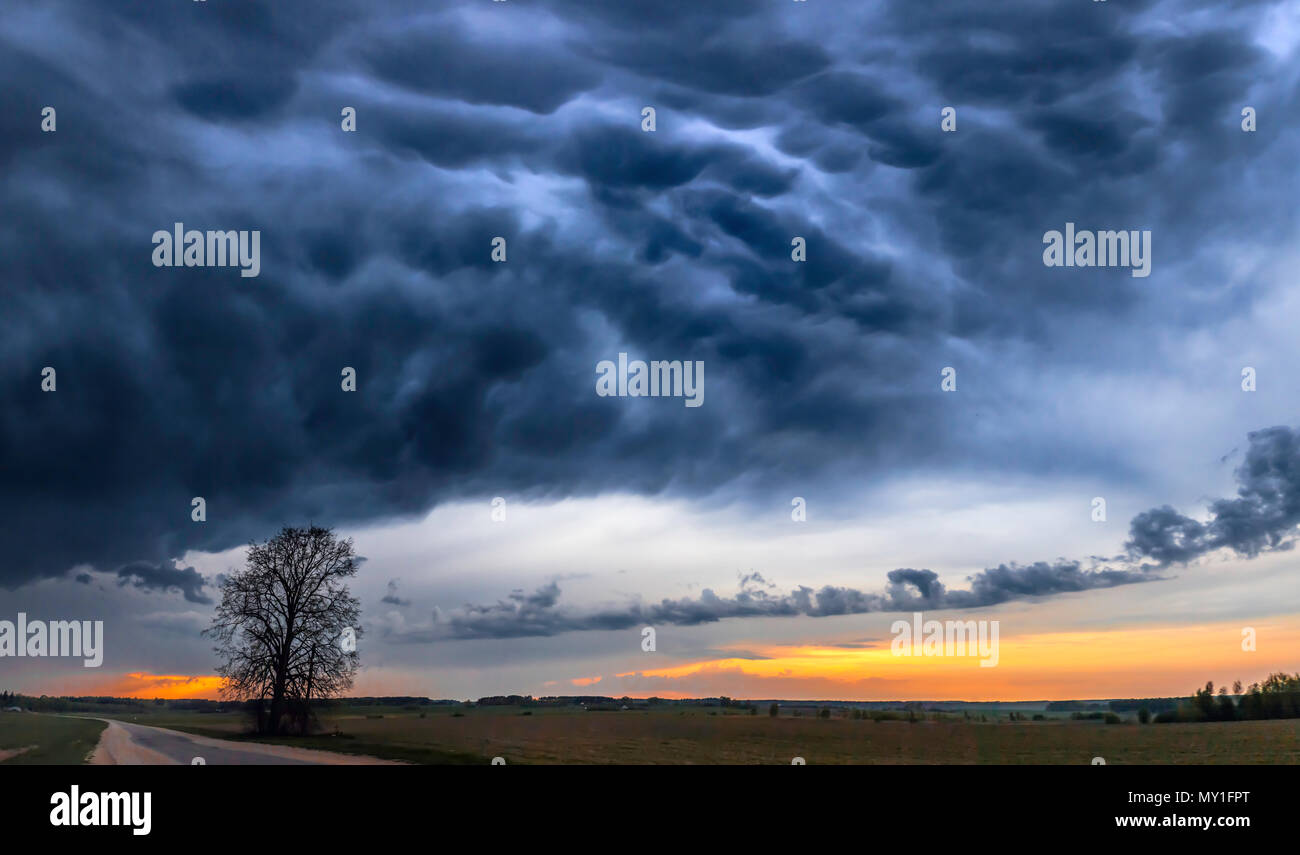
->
[606,617,1300,701]
[82,672,225,700]
[33,618,1300,704]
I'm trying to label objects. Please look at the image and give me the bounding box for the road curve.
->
[88,719,403,765]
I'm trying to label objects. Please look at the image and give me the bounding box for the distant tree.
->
[204,526,362,735]
[769,702,779,717]
[819,707,830,719]
[1191,682,1217,721]
[1164,673,1300,723]
[1138,707,1151,724]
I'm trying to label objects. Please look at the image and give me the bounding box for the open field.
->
[80,706,1300,764]
[0,713,106,764]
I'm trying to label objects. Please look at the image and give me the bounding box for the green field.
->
[0,713,106,764]
[82,705,1300,764]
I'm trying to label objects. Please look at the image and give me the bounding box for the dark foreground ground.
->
[16,705,1294,764]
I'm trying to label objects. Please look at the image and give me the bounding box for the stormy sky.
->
[3,0,1300,701]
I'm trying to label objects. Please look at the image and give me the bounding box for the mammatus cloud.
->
[1,0,1295,596]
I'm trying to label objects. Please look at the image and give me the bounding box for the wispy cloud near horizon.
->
[385,561,1153,642]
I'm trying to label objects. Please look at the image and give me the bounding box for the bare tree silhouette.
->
[204,526,362,735]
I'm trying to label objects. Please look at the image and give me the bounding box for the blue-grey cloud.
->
[0,0,1295,599]
[115,562,212,605]
[1127,426,1300,565]
[391,560,1151,641]
[381,578,411,607]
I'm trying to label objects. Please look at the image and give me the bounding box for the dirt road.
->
[88,719,403,765]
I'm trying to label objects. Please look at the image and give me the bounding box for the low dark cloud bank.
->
[390,561,1151,641]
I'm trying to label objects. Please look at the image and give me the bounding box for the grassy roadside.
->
[74,712,485,765]
[183,731,486,764]
[0,713,106,764]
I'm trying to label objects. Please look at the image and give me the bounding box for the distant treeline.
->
[1,692,747,712]
[1,694,171,713]
[1152,674,1300,723]
[0,694,465,713]
[476,695,747,708]
[1108,698,1182,714]
[1045,700,1108,712]
[8,683,1296,721]
[322,697,457,707]
[0,692,745,712]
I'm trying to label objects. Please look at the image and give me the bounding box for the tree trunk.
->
[268,651,289,734]
[268,682,285,735]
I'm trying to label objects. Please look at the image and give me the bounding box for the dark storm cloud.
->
[173,74,299,121]
[1,0,1296,596]
[792,71,901,132]
[1127,426,1300,565]
[886,0,1148,106]
[381,579,411,607]
[593,38,832,98]
[359,21,602,114]
[390,560,1150,641]
[115,562,212,605]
